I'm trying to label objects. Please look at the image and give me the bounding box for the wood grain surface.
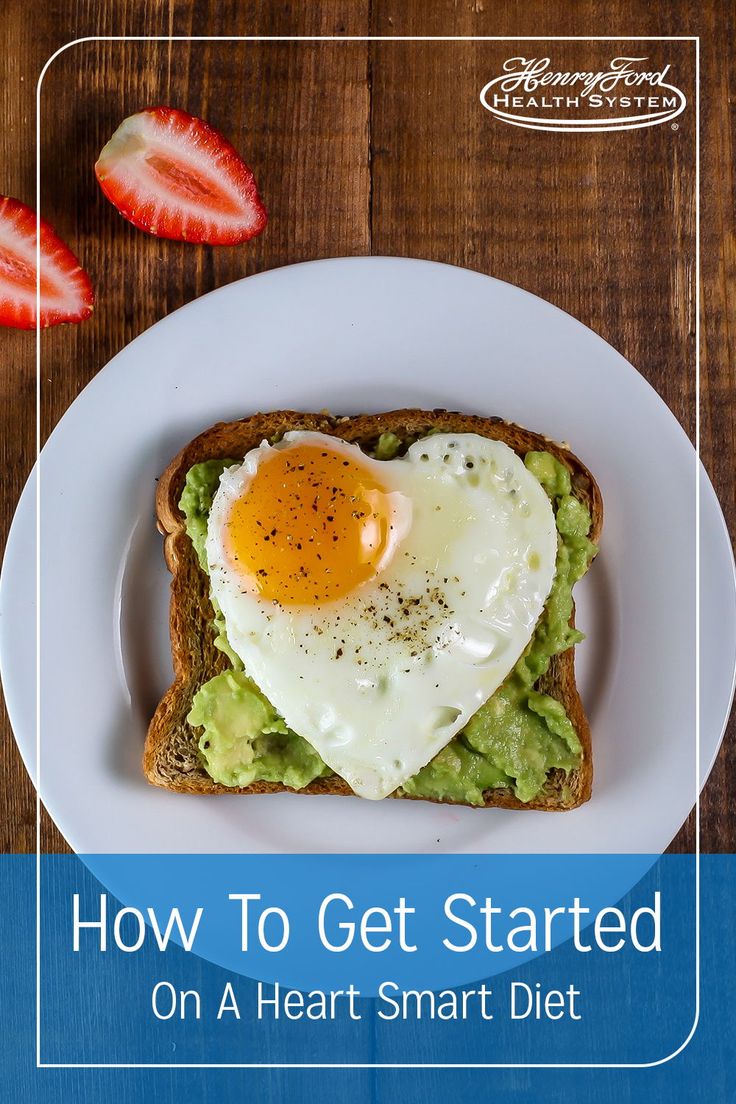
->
[1,0,733,854]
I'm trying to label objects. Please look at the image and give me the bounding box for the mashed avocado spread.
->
[180,437,597,804]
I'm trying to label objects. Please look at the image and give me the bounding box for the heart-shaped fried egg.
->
[206,431,558,799]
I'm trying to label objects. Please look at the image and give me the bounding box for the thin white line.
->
[33,32,701,1068]
[656,32,702,1065]
[695,29,701,1043]
[34,55,42,1072]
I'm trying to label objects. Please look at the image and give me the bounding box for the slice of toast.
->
[145,409,603,810]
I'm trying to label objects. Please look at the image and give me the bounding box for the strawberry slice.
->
[0,196,94,329]
[95,107,268,245]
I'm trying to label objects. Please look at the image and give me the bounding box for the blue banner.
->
[1,854,734,1100]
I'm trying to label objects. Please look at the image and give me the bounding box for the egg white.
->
[206,431,558,799]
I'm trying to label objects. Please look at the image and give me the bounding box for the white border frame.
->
[34,32,701,1068]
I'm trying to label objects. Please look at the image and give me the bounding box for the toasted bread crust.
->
[145,409,603,810]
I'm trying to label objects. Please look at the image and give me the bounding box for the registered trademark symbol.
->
[671,123,679,130]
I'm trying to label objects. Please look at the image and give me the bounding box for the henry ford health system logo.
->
[480,56,687,132]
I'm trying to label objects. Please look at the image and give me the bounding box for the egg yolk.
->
[225,443,398,606]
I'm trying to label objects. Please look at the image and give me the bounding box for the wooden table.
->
[2,1,733,853]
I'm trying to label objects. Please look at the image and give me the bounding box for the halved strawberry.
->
[0,196,94,329]
[95,107,268,245]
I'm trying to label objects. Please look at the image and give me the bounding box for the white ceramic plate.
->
[1,257,734,854]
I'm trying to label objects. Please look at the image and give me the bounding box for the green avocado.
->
[178,459,245,672]
[189,670,331,789]
[178,436,597,804]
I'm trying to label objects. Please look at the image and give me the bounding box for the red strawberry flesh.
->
[0,196,94,329]
[95,107,268,245]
